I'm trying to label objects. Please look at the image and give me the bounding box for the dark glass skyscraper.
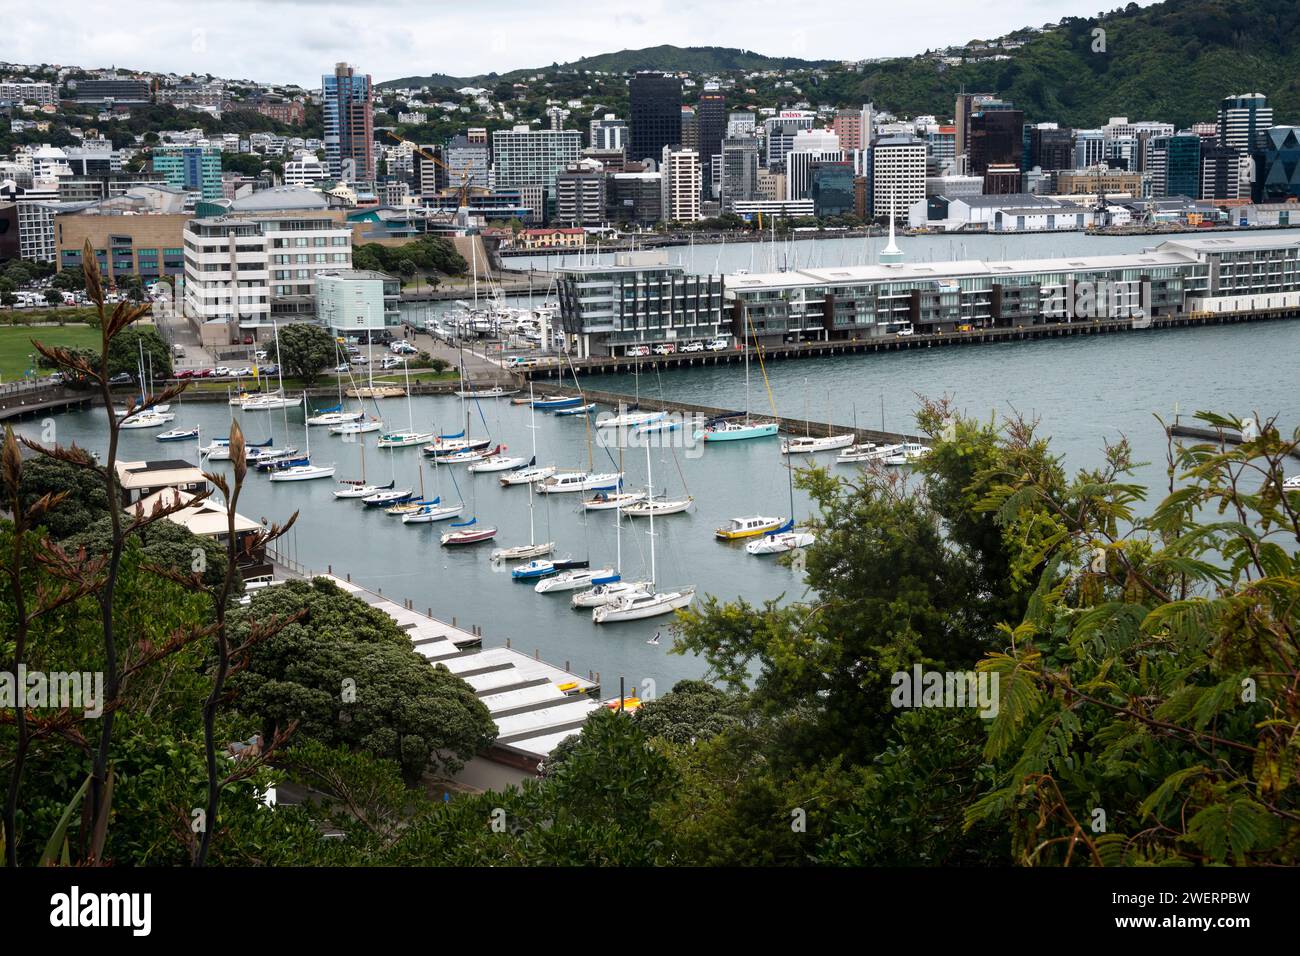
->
[629,73,682,164]
[696,92,727,193]
[968,105,1024,175]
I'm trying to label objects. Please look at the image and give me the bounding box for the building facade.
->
[315,269,401,335]
[628,73,682,163]
[323,63,375,183]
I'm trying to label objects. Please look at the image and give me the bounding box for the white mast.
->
[646,440,655,587]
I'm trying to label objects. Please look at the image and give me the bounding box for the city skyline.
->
[11,0,1158,88]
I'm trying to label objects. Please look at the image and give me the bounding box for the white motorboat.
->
[583,490,647,511]
[715,514,790,540]
[621,495,694,517]
[536,471,623,494]
[883,442,931,466]
[592,586,695,623]
[119,411,174,429]
[455,385,519,399]
[1284,475,1300,491]
[334,479,395,500]
[746,530,816,555]
[242,393,302,411]
[268,463,336,481]
[571,580,653,609]
[835,442,887,463]
[535,567,620,593]
[499,464,556,486]
[781,433,856,455]
[362,487,414,507]
[116,403,170,417]
[155,426,199,442]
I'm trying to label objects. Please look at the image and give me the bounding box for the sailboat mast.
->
[646,441,655,586]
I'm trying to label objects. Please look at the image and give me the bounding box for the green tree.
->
[230,579,497,782]
[273,322,336,385]
[106,326,172,381]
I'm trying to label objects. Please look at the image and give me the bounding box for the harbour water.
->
[25,228,1300,693]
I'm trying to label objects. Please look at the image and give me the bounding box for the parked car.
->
[896,325,914,337]
[174,369,195,380]
[334,363,351,373]
[108,372,134,386]
[705,339,728,352]
[254,349,269,361]
[212,366,232,377]
[680,341,705,353]
[626,345,650,357]
[261,364,279,376]
[380,356,404,370]
[172,344,185,357]
[652,343,676,355]
[232,367,254,377]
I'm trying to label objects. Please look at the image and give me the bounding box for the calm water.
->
[25,229,1300,693]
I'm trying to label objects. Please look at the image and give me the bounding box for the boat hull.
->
[592,587,694,623]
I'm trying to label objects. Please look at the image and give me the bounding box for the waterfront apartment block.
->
[555,252,725,357]
[315,269,401,336]
[182,213,352,345]
[722,235,1300,344]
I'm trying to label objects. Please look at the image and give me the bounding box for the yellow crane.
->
[384,131,484,208]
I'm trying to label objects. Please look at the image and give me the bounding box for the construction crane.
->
[384,131,484,209]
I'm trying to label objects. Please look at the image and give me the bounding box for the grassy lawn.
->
[0,324,101,383]
[181,369,460,394]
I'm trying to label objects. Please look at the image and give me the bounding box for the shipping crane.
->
[384,130,484,210]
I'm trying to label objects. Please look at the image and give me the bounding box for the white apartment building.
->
[491,126,583,196]
[660,147,701,222]
[283,154,329,187]
[182,213,352,344]
[871,135,927,220]
[784,129,845,200]
[0,81,57,106]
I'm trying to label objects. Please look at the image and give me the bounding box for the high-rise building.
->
[491,126,583,209]
[629,73,682,163]
[870,135,926,220]
[1150,133,1202,198]
[606,172,662,225]
[660,147,701,222]
[696,93,727,195]
[832,106,873,153]
[726,111,756,139]
[323,63,375,183]
[954,92,995,159]
[784,129,845,200]
[589,114,628,151]
[1025,125,1074,171]
[968,105,1024,175]
[926,126,957,171]
[809,161,855,218]
[1200,144,1242,200]
[412,145,448,197]
[555,160,606,226]
[1074,129,1106,168]
[1253,126,1300,202]
[151,145,222,200]
[763,112,815,170]
[719,137,760,211]
[446,135,491,191]
[1218,93,1272,152]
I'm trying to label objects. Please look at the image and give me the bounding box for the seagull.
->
[647,630,661,646]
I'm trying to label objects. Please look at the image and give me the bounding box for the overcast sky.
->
[10,0,1151,88]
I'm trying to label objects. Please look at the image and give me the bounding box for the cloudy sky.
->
[10,0,1148,87]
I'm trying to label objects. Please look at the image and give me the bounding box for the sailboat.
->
[334,444,397,499]
[376,361,433,447]
[268,363,335,482]
[592,441,694,622]
[490,394,556,561]
[308,347,363,426]
[440,517,496,546]
[747,450,816,555]
[572,490,651,608]
[468,450,528,472]
[782,390,854,454]
[156,425,199,442]
[694,312,777,442]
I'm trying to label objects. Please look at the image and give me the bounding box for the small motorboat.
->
[333,479,395,500]
[330,418,383,435]
[536,471,623,494]
[362,487,414,507]
[781,433,856,455]
[119,411,175,429]
[882,442,931,466]
[531,395,583,410]
[835,442,885,464]
[621,495,694,517]
[267,463,336,481]
[553,402,597,417]
[440,520,498,546]
[377,429,434,449]
[714,515,791,541]
[401,501,464,523]
[156,426,199,442]
[511,559,562,580]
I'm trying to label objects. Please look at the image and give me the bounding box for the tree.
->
[17,455,112,540]
[230,579,497,782]
[106,326,172,381]
[273,322,336,384]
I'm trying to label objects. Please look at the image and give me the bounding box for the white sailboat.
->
[572,488,651,608]
[269,364,334,482]
[592,441,694,623]
[490,391,555,561]
[376,361,433,447]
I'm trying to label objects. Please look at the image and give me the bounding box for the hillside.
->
[844,0,1300,127]
[377,45,830,90]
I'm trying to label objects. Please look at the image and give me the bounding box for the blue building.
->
[323,62,374,184]
[1253,126,1300,203]
[151,145,222,201]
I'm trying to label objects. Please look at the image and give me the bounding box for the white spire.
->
[880,184,903,264]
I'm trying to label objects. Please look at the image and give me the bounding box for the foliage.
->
[17,455,112,540]
[351,237,467,278]
[272,322,336,385]
[229,579,497,783]
[105,325,172,381]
